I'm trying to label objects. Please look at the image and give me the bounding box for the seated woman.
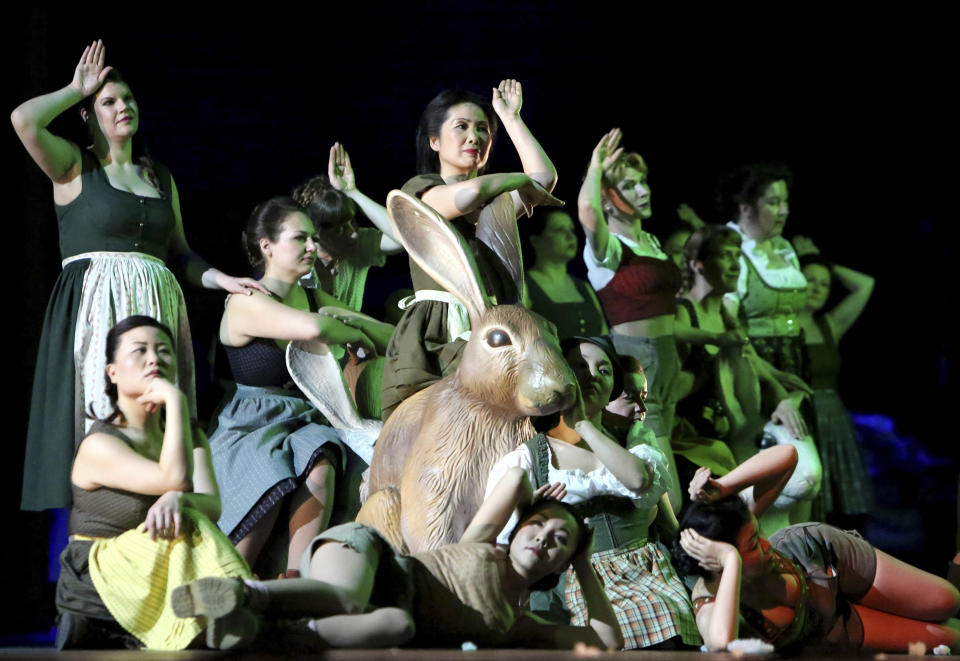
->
[209,197,378,577]
[522,210,608,339]
[486,336,699,650]
[56,316,250,650]
[672,446,960,652]
[172,471,623,650]
[794,235,875,525]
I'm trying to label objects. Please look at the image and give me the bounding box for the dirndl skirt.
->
[812,389,874,517]
[564,539,701,649]
[209,384,346,541]
[22,252,195,511]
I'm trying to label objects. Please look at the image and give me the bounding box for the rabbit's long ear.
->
[475,192,527,304]
[387,190,491,324]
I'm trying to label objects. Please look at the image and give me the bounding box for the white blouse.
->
[485,437,671,545]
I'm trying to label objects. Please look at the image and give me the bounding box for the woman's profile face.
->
[802,263,831,312]
[605,369,647,424]
[532,212,578,263]
[509,503,579,581]
[741,180,789,240]
[735,517,773,578]
[610,166,651,220]
[429,102,492,176]
[700,242,742,294]
[565,342,615,417]
[263,212,319,276]
[91,81,139,140]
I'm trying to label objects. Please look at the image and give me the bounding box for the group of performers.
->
[13,40,960,653]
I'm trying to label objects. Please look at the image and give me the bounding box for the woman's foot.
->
[171,576,246,620]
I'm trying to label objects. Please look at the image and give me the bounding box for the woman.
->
[172,471,623,650]
[794,236,875,523]
[55,316,250,651]
[209,197,379,577]
[12,41,264,511]
[523,210,608,339]
[486,336,699,650]
[380,79,561,420]
[673,446,960,652]
[719,163,808,430]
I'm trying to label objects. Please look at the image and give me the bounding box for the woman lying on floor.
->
[672,445,960,653]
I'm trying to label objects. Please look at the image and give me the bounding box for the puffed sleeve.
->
[484,446,535,546]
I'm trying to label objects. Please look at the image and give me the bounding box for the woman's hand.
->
[328,142,357,192]
[679,528,739,573]
[676,203,705,229]
[515,177,564,217]
[590,128,624,172]
[492,78,523,119]
[141,490,185,541]
[533,482,567,504]
[71,40,113,98]
[319,307,368,326]
[214,272,270,296]
[136,377,183,414]
[770,397,807,439]
[688,466,729,503]
[716,330,749,348]
[791,234,820,257]
[775,371,813,397]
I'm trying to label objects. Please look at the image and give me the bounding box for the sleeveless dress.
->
[806,316,874,517]
[210,291,347,549]
[23,151,195,511]
[486,433,700,649]
[57,422,250,650]
[380,174,521,420]
[526,272,608,339]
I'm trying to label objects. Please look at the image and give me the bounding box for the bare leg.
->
[309,608,415,648]
[854,604,959,652]
[858,549,960,621]
[235,501,282,568]
[287,459,335,573]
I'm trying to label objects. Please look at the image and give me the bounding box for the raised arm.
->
[72,378,193,495]
[460,466,535,544]
[826,264,874,340]
[327,142,403,254]
[491,79,557,193]
[689,444,798,518]
[10,40,109,183]
[679,529,742,651]
[577,129,622,261]
[420,172,560,221]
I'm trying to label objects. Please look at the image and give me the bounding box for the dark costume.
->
[526,273,607,339]
[23,151,195,510]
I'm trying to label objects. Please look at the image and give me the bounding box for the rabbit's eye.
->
[486,329,512,348]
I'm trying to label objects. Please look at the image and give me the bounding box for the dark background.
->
[6,6,956,639]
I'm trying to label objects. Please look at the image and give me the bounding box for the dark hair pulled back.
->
[242,196,303,272]
[716,162,793,221]
[508,499,590,591]
[670,496,752,578]
[415,89,498,175]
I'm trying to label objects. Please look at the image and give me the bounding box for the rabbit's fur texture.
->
[357,191,576,553]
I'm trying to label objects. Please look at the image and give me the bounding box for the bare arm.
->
[10,41,111,183]
[572,419,650,492]
[689,445,798,518]
[72,379,192,494]
[327,143,402,253]
[180,430,221,522]
[491,79,557,193]
[317,306,395,354]
[420,172,558,220]
[222,291,375,355]
[460,466,533,544]
[680,529,741,651]
[825,264,874,341]
[577,129,622,261]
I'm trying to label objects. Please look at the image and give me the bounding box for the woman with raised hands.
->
[380,79,562,420]
[12,40,266,511]
[55,316,250,650]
